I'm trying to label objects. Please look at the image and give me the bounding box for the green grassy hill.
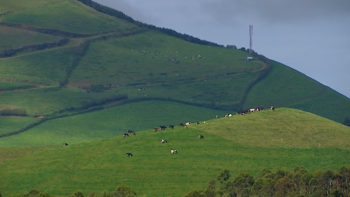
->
[1,108,350,197]
[0,0,349,133]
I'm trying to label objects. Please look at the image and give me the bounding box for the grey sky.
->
[95,0,350,98]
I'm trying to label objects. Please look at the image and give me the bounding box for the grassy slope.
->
[70,31,262,106]
[0,116,38,135]
[0,26,61,51]
[0,0,61,13]
[1,108,350,197]
[0,47,77,86]
[0,100,227,147]
[1,0,139,34]
[243,61,350,123]
[0,87,118,115]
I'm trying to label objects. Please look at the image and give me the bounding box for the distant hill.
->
[0,0,349,142]
[1,108,350,197]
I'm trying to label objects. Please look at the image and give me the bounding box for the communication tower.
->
[249,25,253,58]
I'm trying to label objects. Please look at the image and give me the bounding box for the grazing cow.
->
[196,122,200,124]
[171,150,177,154]
[185,122,191,126]
[62,143,68,146]
[161,139,167,143]
[249,108,256,113]
[125,153,133,157]
[127,130,136,135]
[123,133,129,137]
[198,135,204,139]
[270,106,275,111]
[169,125,174,129]
[179,123,184,127]
[256,107,264,112]
[159,125,167,130]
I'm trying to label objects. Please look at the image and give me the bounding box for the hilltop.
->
[1,108,350,197]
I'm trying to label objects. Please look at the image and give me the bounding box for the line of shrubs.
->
[184,166,350,197]
[0,108,27,116]
[0,118,46,138]
[0,22,98,38]
[0,38,69,58]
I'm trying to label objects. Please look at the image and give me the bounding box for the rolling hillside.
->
[1,108,350,197]
[0,0,349,138]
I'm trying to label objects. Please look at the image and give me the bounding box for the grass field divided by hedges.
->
[0,0,61,13]
[0,100,227,147]
[0,25,61,52]
[1,108,350,196]
[1,0,139,34]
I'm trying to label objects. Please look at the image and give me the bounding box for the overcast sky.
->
[94,0,350,98]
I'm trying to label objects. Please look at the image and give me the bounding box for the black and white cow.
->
[198,135,204,139]
[125,153,133,157]
[171,150,177,154]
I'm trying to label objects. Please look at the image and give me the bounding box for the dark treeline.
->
[184,167,350,197]
[76,0,223,47]
[0,38,69,58]
[4,185,139,197]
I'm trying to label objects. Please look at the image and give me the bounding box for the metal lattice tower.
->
[249,25,253,56]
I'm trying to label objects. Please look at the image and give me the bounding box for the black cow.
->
[123,133,129,137]
[125,153,133,157]
[270,106,275,111]
[169,125,174,129]
[62,143,68,146]
[159,126,167,130]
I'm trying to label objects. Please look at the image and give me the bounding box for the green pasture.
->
[243,61,350,123]
[1,108,350,196]
[0,100,227,147]
[0,116,37,135]
[0,87,118,115]
[70,31,261,86]
[0,26,61,52]
[195,108,350,149]
[0,0,60,13]
[1,0,139,34]
[0,47,77,86]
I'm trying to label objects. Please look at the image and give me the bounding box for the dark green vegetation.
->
[184,167,350,197]
[1,109,350,197]
[1,0,350,196]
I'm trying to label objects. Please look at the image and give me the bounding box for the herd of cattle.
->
[62,106,276,156]
[122,106,276,157]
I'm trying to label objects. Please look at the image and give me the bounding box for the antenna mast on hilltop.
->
[249,25,253,57]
